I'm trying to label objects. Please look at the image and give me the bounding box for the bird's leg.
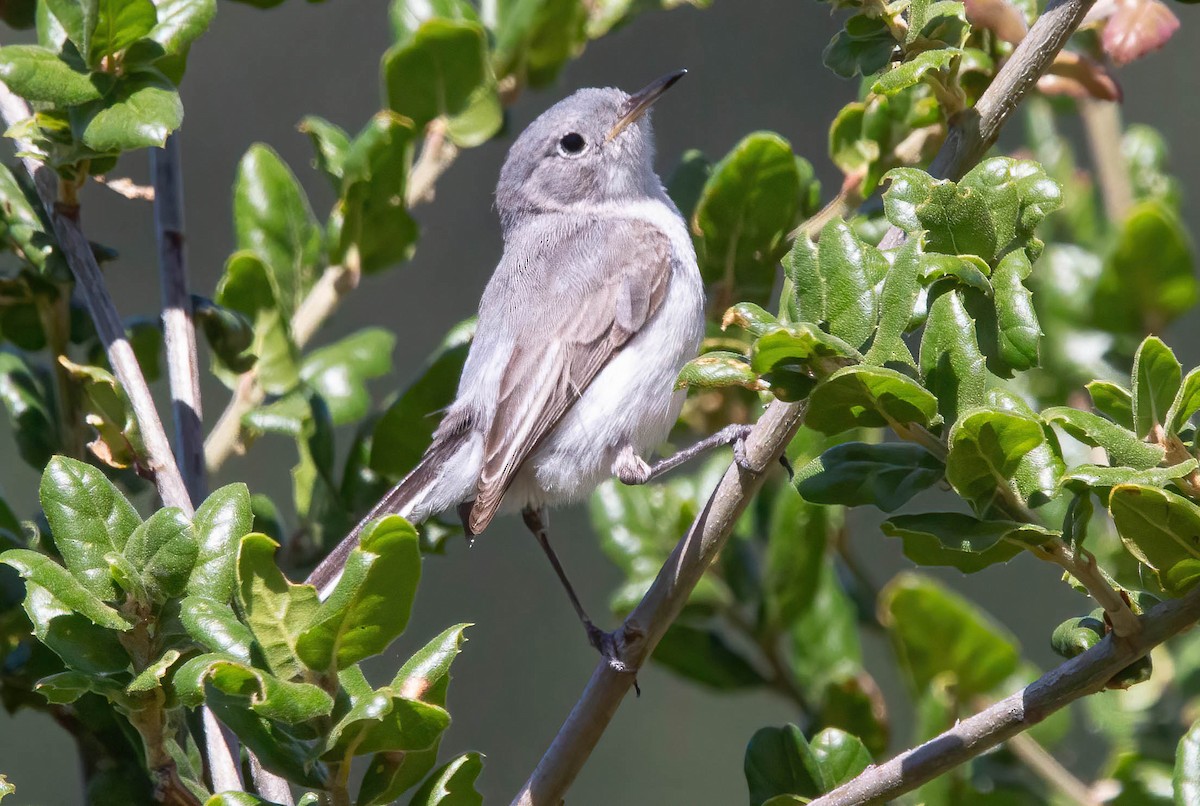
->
[521,508,636,678]
[615,424,793,485]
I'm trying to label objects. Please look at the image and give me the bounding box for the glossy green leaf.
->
[188,483,253,602]
[745,724,822,805]
[205,689,324,787]
[300,328,395,425]
[72,70,182,153]
[882,573,1019,695]
[1175,719,1200,805]
[36,669,128,705]
[751,323,861,382]
[1109,484,1200,595]
[764,488,831,631]
[809,728,871,790]
[492,0,587,87]
[694,132,803,307]
[652,622,768,689]
[919,290,987,424]
[38,456,141,600]
[796,441,943,511]
[882,513,1056,572]
[811,219,886,347]
[991,249,1040,371]
[0,351,58,469]
[299,115,350,187]
[406,752,484,806]
[89,0,157,64]
[336,112,420,273]
[946,406,1045,510]
[0,163,69,280]
[123,507,197,602]
[12,578,130,673]
[145,0,215,56]
[958,156,1063,258]
[371,318,472,480]
[297,516,420,671]
[807,365,939,435]
[0,549,131,628]
[722,303,780,338]
[58,357,145,470]
[863,236,922,367]
[232,144,322,318]
[1094,200,1196,333]
[1060,461,1198,494]
[873,49,956,96]
[675,351,762,392]
[787,557,862,691]
[174,653,333,723]
[1051,613,1105,659]
[236,533,320,680]
[383,18,501,145]
[1088,380,1135,429]
[324,680,450,759]
[822,14,895,78]
[193,296,256,375]
[214,251,299,394]
[1167,368,1200,434]
[180,596,254,662]
[1132,336,1182,438]
[0,45,105,105]
[126,648,181,693]
[1043,406,1165,470]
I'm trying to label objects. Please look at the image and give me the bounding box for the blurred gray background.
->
[2,0,1200,803]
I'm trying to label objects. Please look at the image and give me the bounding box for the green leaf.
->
[72,70,182,153]
[815,219,887,347]
[787,557,862,691]
[1043,407,1165,470]
[206,689,325,787]
[796,442,943,511]
[666,149,712,222]
[406,752,483,806]
[745,724,822,805]
[807,365,939,435]
[809,728,871,790]
[297,516,420,671]
[36,669,128,704]
[694,132,804,307]
[370,319,472,480]
[299,115,351,186]
[1132,336,1182,438]
[1088,380,1135,429]
[946,406,1046,511]
[919,290,987,424]
[300,328,395,425]
[956,157,1062,259]
[383,18,501,145]
[126,648,181,693]
[863,236,922,367]
[214,251,299,394]
[325,684,450,759]
[884,166,993,258]
[0,351,58,469]
[45,0,90,54]
[1109,484,1200,595]
[1176,719,1200,805]
[336,112,420,273]
[882,513,1056,572]
[123,507,197,602]
[39,456,142,600]
[492,0,587,87]
[236,533,320,679]
[233,144,322,318]
[991,250,1040,372]
[1051,613,1105,659]
[822,15,895,79]
[751,323,862,391]
[1167,368,1200,434]
[675,351,763,392]
[0,45,105,105]
[872,49,956,96]
[146,0,215,56]
[652,622,768,689]
[881,572,1019,695]
[1094,200,1196,333]
[0,549,131,628]
[174,653,333,723]
[188,483,253,602]
[180,596,254,661]
[193,296,256,375]
[10,577,130,673]
[58,357,145,470]
[1060,461,1198,494]
[90,0,157,64]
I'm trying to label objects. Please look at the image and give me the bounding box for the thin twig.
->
[1079,99,1133,225]
[516,0,1105,800]
[0,83,192,514]
[513,401,807,804]
[1004,724,1100,806]
[812,585,1200,805]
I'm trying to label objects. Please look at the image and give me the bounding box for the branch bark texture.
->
[517,0,1107,800]
[0,83,193,515]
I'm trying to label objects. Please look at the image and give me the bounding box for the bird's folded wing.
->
[466,218,674,534]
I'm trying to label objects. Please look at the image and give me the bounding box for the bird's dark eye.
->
[558,132,586,155]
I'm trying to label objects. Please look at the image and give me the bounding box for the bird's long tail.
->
[305,433,468,599]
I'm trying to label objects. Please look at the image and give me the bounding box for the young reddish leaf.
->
[1102,0,1180,66]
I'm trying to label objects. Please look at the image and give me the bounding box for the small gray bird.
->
[310,71,750,663]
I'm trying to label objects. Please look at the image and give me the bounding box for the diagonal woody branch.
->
[515,0,1108,801]
[0,84,192,515]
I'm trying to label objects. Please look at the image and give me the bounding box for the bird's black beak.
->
[607,69,687,142]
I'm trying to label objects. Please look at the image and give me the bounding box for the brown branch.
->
[812,585,1200,805]
[513,401,807,804]
[516,0,1106,800]
[0,84,192,515]
[1079,99,1133,225]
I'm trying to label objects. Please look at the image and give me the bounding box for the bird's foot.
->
[730,425,793,478]
[585,621,641,695]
